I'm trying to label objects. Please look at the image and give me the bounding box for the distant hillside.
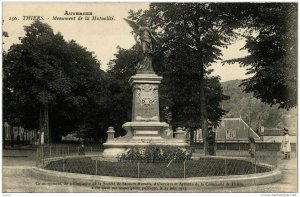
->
[220,80,297,131]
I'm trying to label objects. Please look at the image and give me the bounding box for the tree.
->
[224,3,297,109]
[48,39,109,142]
[3,30,9,148]
[4,21,64,142]
[4,21,108,143]
[161,43,229,144]
[130,3,237,153]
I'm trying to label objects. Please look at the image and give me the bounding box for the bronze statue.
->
[124,18,158,73]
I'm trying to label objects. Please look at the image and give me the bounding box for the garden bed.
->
[44,157,272,178]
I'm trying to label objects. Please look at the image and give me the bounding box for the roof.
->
[193,118,260,141]
[263,129,284,136]
[215,118,260,140]
[262,136,297,143]
[263,128,296,136]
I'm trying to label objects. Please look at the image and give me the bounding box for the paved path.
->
[2,149,297,193]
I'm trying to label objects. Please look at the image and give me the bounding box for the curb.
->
[28,159,282,192]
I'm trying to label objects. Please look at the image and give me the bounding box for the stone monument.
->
[102,18,188,157]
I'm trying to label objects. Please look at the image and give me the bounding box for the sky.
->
[3,2,251,82]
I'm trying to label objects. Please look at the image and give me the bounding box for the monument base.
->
[102,147,127,158]
[102,72,189,158]
[102,139,189,158]
[122,121,169,139]
[102,121,188,158]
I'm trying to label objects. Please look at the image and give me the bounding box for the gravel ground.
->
[2,149,297,193]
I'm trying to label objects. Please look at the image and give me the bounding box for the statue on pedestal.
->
[102,17,188,158]
[124,18,158,73]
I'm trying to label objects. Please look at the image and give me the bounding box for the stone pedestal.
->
[174,127,186,139]
[125,73,165,139]
[129,74,162,122]
[106,127,115,140]
[122,122,169,140]
[102,73,188,158]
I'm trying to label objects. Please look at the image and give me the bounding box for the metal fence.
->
[36,145,280,178]
[36,145,103,167]
[192,142,297,167]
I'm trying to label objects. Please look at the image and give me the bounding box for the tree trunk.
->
[16,127,20,145]
[189,130,195,145]
[10,126,14,147]
[45,103,50,144]
[39,107,42,145]
[29,131,31,145]
[22,130,25,145]
[199,67,209,155]
[3,124,5,149]
[39,103,50,145]
[25,130,28,145]
[44,105,47,144]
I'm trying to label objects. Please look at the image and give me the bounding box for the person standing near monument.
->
[206,130,216,155]
[79,139,85,155]
[280,128,291,159]
[248,137,256,158]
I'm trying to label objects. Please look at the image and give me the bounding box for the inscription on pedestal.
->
[133,84,159,121]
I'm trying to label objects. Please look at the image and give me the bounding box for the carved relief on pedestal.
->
[136,84,158,107]
[134,84,159,121]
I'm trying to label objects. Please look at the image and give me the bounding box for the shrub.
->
[119,145,192,163]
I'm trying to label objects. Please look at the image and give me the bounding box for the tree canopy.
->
[224,3,297,109]
[122,3,297,150]
[106,46,139,136]
[3,21,109,142]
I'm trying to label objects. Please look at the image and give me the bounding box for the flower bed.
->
[44,156,271,178]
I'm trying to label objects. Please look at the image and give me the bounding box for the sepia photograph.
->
[2,2,298,194]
